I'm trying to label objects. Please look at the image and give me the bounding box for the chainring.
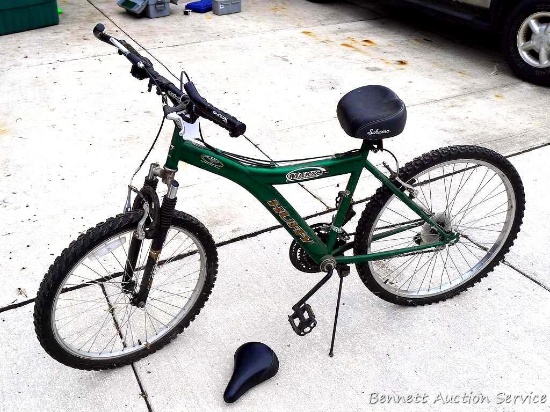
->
[289,223,346,273]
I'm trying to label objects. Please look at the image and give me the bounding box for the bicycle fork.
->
[122,169,180,307]
[133,181,179,307]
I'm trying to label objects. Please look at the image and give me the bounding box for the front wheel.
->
[354,146,525,306]
[34,210,218,370]
[502,0,550,86]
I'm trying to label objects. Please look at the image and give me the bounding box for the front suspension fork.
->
[132,180,179,306]
[122,172,180,306]
[122,175,158,292]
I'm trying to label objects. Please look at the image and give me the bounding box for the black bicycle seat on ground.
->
[223,342,279,403]
[336,85,407,140]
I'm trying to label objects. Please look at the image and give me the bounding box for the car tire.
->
[502,0,550,86]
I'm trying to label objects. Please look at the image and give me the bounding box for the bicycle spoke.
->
[447,165,477,215]
[454,190,507,228]
[148,296,187,310]
[451,168,492,219]
[385,207,415,223]
[80,288,129,352]
[396,252,438,291]
[378,246,421,283]
[145,300,179,319]
[372,235,417,244]
[154,269,200,289]
[460,206,508,228]
[455,243,473,272]
[150,284,196,297]
[440,247,452,289]
[372,238,417,253]
[386,251,423,286]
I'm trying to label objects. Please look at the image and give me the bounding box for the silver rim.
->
[367,159,516,299]
[51,225,207,360]
[517,12,550,68]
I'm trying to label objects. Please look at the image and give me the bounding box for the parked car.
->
[308,0,550,86]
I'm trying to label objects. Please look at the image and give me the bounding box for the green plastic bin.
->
[0,0,59,36]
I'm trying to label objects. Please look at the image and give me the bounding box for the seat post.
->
[361,139,383,152]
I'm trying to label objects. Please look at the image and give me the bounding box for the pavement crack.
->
[409,81,522,108]
[131,363,155,412]
[502,260,550,292]
[216,196,368,248]
[242,135,330,208]
[0,297,36,314]
[243,135,274,161]
[298,183,331,208]
[504,141,550,158]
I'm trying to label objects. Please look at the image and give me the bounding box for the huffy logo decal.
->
[267,199,313,243]
[286,167,328,182]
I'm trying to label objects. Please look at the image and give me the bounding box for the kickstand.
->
[329,264,350,357]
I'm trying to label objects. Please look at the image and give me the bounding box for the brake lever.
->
[166,112,199,141]
[166,113,185,136]
[145,78,162,98]
[163,102,187,115]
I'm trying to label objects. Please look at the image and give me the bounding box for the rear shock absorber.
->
[132,179,179,307]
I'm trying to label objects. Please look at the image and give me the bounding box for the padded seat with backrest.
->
[336,85,407,140]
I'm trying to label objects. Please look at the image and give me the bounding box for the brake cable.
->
[86,0,182,83]
[197,125,350,167]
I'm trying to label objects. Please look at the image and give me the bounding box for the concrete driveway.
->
[0,1,549,411]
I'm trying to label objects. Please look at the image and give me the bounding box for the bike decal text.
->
[267,200,314,243]
[367,129,391,136]
[286,167,328,182]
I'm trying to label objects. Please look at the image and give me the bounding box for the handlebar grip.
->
[184,82,246,137]
[210,107,246,138]
[93,23,142,65]
[93,23,111,44]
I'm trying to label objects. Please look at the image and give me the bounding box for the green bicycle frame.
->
[163,127,456,266]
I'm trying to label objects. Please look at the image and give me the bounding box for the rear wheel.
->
[34,210,218,370]
[354,146,524,306]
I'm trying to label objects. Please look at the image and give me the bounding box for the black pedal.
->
[288,303,317,336]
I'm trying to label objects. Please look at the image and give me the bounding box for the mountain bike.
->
[33,24,525,370]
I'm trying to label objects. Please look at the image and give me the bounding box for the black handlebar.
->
[92,23,246,138]
[184,82,246,138]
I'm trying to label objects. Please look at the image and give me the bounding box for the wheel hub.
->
[532,26,549,51]
[416,212,451,245]
[517,13,550,69]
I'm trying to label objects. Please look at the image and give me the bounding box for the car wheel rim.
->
[517,12,550,69]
